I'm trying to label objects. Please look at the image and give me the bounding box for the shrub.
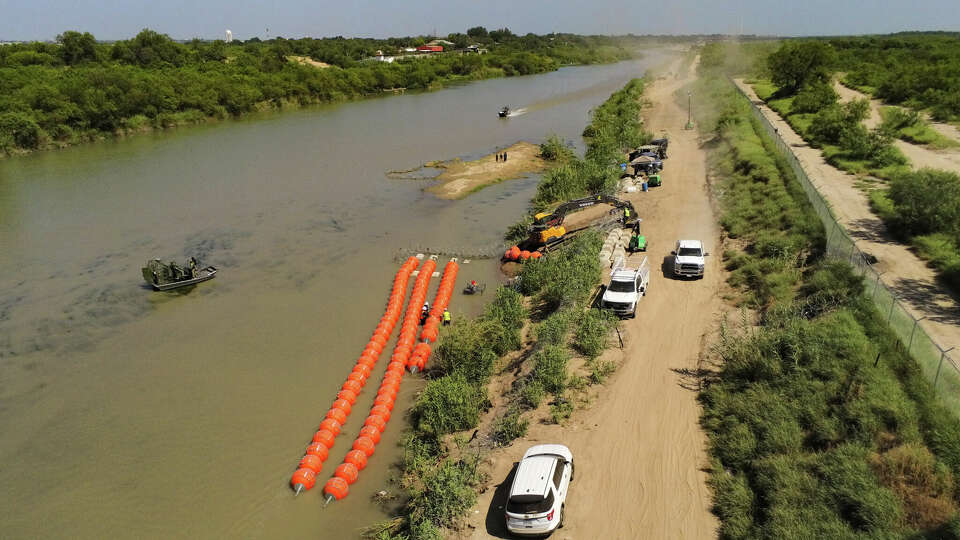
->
[790,81,838,113]
[483,287,527,355]
[413,374,487,436]
[409,457,482,528]
[549,400,574,424]
[887,168,960,237]
[767,41,837,93]
[520,379,546,409]
[432,319,498,384]
[535,309,574,346]
[492,409,529,445]
[539,133,573,161]
[532,345,570,395]
[589,359,616,384]
[574,308,614,358]
[0,112,43,149]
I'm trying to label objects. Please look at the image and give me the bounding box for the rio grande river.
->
[0,52,667,538]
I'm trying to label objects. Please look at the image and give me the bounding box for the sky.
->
[1,0,958,41]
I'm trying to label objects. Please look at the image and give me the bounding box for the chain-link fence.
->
[730,82,960,413]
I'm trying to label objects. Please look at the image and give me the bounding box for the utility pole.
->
[685,92,694,130]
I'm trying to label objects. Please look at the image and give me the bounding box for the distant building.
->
[416,45,443,53]
[225,29,233,42]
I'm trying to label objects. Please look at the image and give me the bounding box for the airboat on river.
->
[142,257,217,291]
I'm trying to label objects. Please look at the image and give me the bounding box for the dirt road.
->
[833,82,960,171]
[736,79,960,352]
[460,64,720,539]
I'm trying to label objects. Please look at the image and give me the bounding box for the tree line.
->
[0,28,638,154]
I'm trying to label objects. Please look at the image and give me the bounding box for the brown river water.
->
[0,53,667,538]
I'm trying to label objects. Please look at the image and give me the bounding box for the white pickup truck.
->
[601,256,650,318]
[672,239,708,278]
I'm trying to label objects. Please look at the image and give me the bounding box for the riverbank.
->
[0,30,640,158]
[424,142,547,199]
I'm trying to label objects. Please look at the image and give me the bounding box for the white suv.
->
[505,444,574,537]
[672,239,708,278]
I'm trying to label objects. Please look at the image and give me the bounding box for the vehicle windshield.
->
[678,247,702,257]
[507,491,555,515]
[608,280,635,293]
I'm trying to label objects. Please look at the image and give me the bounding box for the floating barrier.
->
[502,244,542,263]
[290,256,420,495]
[324,257,447,503]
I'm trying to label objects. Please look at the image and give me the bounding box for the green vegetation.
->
[871,169,960,293]
[533,78,650,209]
[695,43,960,538]
[833,33,960,122]
[880,106,960,149]
[0,28,638,155]
[752,40,909,180]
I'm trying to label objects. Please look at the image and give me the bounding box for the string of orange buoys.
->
[323,258,460,503]
[290,256,420,495]
[410,259,459,372]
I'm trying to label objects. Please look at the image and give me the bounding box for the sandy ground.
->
[426,142,547,199]
[738,79,960,351]
[287,55,331,68]
[833,82,960,171]
[458,60,720,539]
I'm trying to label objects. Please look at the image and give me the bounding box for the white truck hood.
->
[675,255,704,266]
[602,290,637,304]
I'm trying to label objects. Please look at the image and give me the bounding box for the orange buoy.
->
[353,436,376,457]
[326,407,348,424]
[531,251,542,259]
[359,425,382,444]
[414,342,432,358]
[312,429,336,448]
[299,454,323,474]
[344,449,368,471]
[364,415,387,433]
[373,394,395,411]
[353,363,372,378]
[383,372,402,386]
[371,333,387,347]
[337,388,357,404]
[319,418,342,436]
[358,352,377,367]
[342,380,362,395]
[520,250,531,261]
[422,326,438,343]
[324,477,349,501]
[504,249,512,259]
[371,404,392,422]
[347,371,367,384]
[387,360,406,372]
[331,398,352,415]
[367,340,384,355]
[385,365,405,378]
[414,356,427,371]
[335,462,360,485]
[306,442,330,461]
[292,467,317,494]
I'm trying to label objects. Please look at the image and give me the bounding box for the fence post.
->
[934,347,955,392]
[872,271,884,299]
[888,295,897,323]
[908,316,926,353]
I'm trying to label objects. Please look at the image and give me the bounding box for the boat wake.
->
[507,108,527,117]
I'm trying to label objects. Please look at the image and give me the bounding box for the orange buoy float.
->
[370,404,392,422]
[292,467,317,495]
[531,251,542,259]
[326,407,348,425]
[331,398,352,415]
[353,436,376,457]
[347,371,367,384]
[306,442,330,461]
[319,418,342,436]
[299,454,323,473]
[520,250,531,261]
[324,477,349,501]
[337,388,357,405]
[344,449,368,470]
[342,379,362,395]
[353,363,372,378]
[373,394,395,411]
[359,425,381,444]
[364,414,387,433]
[334,463,360,485]
[312,429,336,448]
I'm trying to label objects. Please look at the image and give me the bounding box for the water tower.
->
[225,29,233,43]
